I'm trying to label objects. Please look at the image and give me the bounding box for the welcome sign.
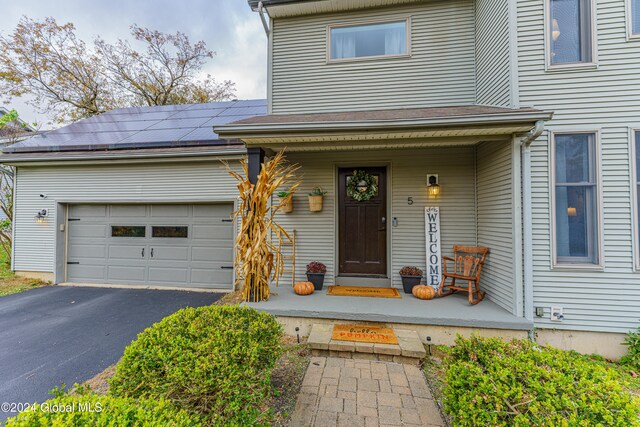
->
[425,207,442,289]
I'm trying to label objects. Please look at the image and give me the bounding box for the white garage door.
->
[66,204,234,289]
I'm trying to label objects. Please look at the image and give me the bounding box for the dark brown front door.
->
[338,167,387,276]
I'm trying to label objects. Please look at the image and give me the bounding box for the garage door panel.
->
[108,245,147,260]
[191,268,232,286]
[193,204,233,218]
[68,265,106,281]
[150,205,189,217]
[107,266,146,282]
[68,244,105,259]
[193,224,234,240]
[110,205,147,217]
[192,247,233,263]
[69,205,107,218]
[68,203,233,289]
[150,246,189,261]
[148,267,188,283]
[68,224,107,239]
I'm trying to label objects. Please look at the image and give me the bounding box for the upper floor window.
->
[329,20,408,61]
[553,132,600,265]
[632,0,640,35]
[549,0,593,65]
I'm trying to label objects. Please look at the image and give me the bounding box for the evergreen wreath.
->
[347,170,378,201]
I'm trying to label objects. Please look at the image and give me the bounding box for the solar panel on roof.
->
[2,99,267,153]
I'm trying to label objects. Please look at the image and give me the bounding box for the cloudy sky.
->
[0,0,267,128]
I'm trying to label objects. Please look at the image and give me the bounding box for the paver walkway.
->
[290,357,446,427]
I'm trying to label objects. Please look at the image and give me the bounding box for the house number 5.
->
[407,197,414,205]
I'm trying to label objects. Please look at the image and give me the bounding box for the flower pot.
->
[306,272,326,290]
[279,195,293,213]
[308,195,323,212]
[400,275,422,294]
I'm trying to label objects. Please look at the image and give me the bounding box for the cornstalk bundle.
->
[228,150,299,302]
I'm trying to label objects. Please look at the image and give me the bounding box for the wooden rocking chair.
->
[437,245,490,305]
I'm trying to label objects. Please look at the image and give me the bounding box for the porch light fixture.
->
[427,174,440,197]
[34,209,48,223]
[567,207,577,217]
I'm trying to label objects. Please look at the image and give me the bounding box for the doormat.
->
[327,285,401,298]
[332,324,398,345]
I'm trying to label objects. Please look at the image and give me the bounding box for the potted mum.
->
[277,190,293,213]
[399,266,423,294]
[306,261,327,290]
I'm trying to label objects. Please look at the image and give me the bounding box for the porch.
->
[217,105,553,327]
[246,284,532,331]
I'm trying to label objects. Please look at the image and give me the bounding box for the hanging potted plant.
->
[399,266,423,294]
[306,261,327,290]
[277,190,294,213]
[308,187,326,212]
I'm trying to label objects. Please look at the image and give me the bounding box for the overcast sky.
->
[0,0,267,128]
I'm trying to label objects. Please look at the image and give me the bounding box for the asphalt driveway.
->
[0,286,222,422]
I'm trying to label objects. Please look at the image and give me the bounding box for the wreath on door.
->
[347,170,378,202]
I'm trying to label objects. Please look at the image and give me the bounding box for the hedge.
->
[442,335,640,427]
[109,305,283,426]
[5,391,201,426]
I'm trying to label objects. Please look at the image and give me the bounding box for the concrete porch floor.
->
[245,285,532,331]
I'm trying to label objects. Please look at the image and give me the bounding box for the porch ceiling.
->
[215,105,553,152]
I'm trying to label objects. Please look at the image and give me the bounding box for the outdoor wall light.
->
[567,207,577,217]
[34,209,48,223]
[427,174,440,197]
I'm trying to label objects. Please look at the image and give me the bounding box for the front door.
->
[338,167,387,276]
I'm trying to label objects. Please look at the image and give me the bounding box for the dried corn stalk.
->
[228,150,299,302]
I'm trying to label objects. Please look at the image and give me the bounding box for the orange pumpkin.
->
[293,281,314,295]
[412,285,436,300]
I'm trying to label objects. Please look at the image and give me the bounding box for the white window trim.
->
[549,129,604,270]
[326,17,412,64]
[627,0,640,40]
[630,128,640,270]
[544,0,598,71]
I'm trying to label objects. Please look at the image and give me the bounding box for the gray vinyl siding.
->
[270,0,476,114]
[475,0,512,106]
[13,160,240,274]
[273,148,477,288]
[518,0,640,333]
[476,140,516,314]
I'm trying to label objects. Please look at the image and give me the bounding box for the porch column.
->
[247,147,265,185]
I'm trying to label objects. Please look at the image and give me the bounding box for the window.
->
[112,226,146,238]
[554,133,599,264]
[549,0,593,65]
[152,226,188,238]
[632,0,640,35]
[329,20,408,61]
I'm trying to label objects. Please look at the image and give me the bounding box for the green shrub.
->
[621,325,640,369]
[109,305,283,426]
[442,335,640,427]
[6,390,201,426]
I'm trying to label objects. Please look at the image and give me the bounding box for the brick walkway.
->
[290,357,446,427]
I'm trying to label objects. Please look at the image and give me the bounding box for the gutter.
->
[0,148,247,165]
[215,111,554,137]
[518,120,546,338]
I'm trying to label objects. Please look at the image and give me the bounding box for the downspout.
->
[519,120,545,339]
[258,2,270,36]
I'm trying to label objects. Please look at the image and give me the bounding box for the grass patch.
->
[0,247,49,297]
